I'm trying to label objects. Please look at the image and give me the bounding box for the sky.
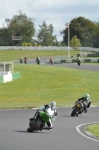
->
[0,0,99,41]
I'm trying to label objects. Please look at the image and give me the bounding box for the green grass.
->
[0,50,99,136]
[0,50,99,109]
[0,50,70,62]
[86,124,99,139]
[0,64,99,109]
[1,49,96,62]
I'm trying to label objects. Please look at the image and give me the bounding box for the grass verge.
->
[0,50,70,62]
[86,124,99,139]
[0,64,99,109]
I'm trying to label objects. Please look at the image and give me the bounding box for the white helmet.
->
[50,101,56,110]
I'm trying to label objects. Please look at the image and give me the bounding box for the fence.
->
[0,46,99,52]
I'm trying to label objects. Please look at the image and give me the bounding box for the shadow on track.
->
[61,115,83,117]
[14,130,27,133]
[14,130,51,134]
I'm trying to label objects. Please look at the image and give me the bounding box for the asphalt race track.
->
[0,108,99,150]
[15,57,99,72]
[0,58,98,150]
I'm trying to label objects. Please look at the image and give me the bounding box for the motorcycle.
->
[71,100,84,116]
[36,58,40,65]
[49,57,54,65]
[20,58,23,63]
[77,60,81,66]
[24,57,27,64]
[27,110,56,132]
[50,59,54,65]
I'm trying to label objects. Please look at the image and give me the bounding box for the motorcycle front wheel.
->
[71,108,79,117]
[27,127,33,132]
[27,118,43,132]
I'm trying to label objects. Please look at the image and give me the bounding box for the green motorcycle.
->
[27,111,51,132]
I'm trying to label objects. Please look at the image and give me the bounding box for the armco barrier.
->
[0,76,3,84]
[84,59,91,62]
[53,58,99,64]
[72,59,77,63]
[12,72,21,80]
[0,46,99,52]
[54,59,61,64]
[46,59,61,64]
[97,59,99,62]
[60,60,66,63]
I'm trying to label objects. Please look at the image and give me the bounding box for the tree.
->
[0,26,12,46]
[70,35,81,56]
[92,22,99,48]
[37,21,57,46]
[93,30,99,48]
[5,11,35,45]
[70,35,81,48]
[61,16,99,47]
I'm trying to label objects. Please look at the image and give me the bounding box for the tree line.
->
[61,17,99,48]
[0,11,99,47]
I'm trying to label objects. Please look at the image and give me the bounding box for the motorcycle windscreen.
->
[39,111,50,123]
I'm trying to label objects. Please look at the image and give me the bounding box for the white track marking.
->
[76,122,99,143]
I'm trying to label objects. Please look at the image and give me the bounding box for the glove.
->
[55,112,57,116]
[30,118,33,121]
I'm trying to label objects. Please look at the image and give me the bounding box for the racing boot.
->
[84,108,87,113]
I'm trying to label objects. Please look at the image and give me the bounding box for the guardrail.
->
[0,46,99,52]
[46,58,99,64]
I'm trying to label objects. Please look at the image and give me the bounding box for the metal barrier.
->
[53,58,99,64]
[0,46,99,52]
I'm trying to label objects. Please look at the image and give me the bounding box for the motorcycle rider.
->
[77,56,81,65]
[30,101,57,130]
[20,57,23,63]
[49,56,54,65]
[36,56,40,64]
[77,94,91,113]
[24,56,27,64]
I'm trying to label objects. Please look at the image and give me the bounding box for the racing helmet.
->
[85,94,90,99]
[50,101,56,110]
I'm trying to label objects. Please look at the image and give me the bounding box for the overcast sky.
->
[0,0,99,41]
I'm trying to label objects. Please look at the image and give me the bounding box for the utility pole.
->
[66,23,70,58]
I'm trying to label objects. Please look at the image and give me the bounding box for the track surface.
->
[15,57,99,72]
[0,108,99,150]
[0,58,99,150]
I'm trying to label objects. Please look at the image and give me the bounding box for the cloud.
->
[0,0,99,41]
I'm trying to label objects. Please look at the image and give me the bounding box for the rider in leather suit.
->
[30,101,57,130]
[78,94,91,113]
